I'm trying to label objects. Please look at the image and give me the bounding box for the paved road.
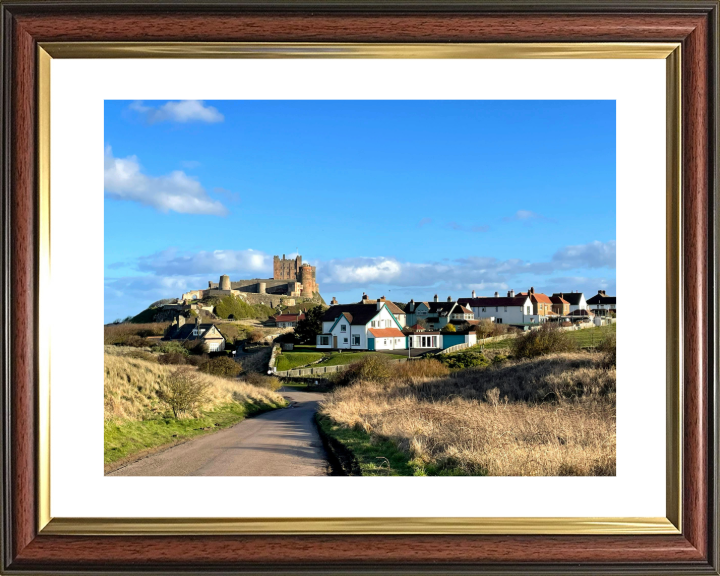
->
[109,389,328,476]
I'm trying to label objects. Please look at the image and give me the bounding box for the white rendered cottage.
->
[458,290,534,325]
[317,302,407,351]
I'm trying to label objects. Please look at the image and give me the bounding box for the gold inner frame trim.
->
[36,42,682,536]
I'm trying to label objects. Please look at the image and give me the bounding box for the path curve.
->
[109,389,328,476]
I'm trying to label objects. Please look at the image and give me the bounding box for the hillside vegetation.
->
[104,353,286,468]
[319,351,615,476]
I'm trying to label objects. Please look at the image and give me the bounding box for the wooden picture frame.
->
[1,1,718,573]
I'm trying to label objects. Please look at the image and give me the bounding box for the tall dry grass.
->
[320,352,615,476]
[104,353,284,421]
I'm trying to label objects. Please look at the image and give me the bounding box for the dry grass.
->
[320,352,615,476]
[104,353,285,422]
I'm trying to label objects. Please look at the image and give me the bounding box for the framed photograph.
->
[1,1,718,574]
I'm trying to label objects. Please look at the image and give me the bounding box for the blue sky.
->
[104,99,616,323]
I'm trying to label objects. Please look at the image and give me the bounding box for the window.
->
[352,334,360,346]
[320,336,329,346]
[504,306,507,312]
[526,307,531,314]
[432,336,437,347]
[341,324,346,332]
[343,337,348,343]
[482,307,486,312]
[384,339,387,345]
[497,318,503,324]
[495,307,498,312]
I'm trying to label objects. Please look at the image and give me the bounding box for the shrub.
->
[248,330,266,344]
[512,324,577,358]
[439,351,490,370]
[123,335,151,348]
[244,372,282,391]
[394,359,449,382]
[334,355,392,385]
[124,350,156,362]
[200,356,242,378]
[597,331,616,368]
[441,324,457,333]
[157,368,212,418]
[157,352,188,366]
[155,341,190,356]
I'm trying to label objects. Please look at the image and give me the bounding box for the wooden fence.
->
[275,356,420,379]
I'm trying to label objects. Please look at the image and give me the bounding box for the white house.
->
[405,295,474,330]
[551,292,588,312]
[356,293,408,327]
[458,290,534,325]
[317,302,407,351]
[586,290,617,316]
[406,330,478,351]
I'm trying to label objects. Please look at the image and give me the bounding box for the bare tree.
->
[157,368,211,418]
[475,318,495,350]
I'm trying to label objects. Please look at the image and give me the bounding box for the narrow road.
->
[109,389,328,476]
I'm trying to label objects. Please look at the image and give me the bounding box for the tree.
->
[442,323,457,333]
[475,318,494,349]
[294,305,325,344]
[157,369,211,418]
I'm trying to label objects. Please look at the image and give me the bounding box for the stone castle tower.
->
[273,254,317,296]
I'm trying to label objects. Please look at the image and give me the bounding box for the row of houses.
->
[316,288,616,352]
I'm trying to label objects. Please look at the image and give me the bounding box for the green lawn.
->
[104,399,286,468]
[471,323,616,352]
[275,346,406,371]
[274,352,325,371]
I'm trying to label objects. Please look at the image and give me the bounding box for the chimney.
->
[195,315,200,327]
[508,289,515,297]
[447,296,452,302]
[433,294,439,302]
[494,291,499,297]
[177,314,186,328]
[472,290,476,298]
[377,301,384,311]
[409,298,415,312]
[598,289,605,296]
[380,295,386,301]
[529,287,535,294]
[331,297,338,305]
[362,292,368,301]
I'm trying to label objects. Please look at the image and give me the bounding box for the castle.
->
[180,254,320,308]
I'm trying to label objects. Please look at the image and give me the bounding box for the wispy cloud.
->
[503,210,555,223]
[135,248,271,277]
[129,100,224,124]
[446,222,489,233]
[213,187,241,203]
[104,146,228,216]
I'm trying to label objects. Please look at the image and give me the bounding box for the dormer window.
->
[341,324,347,332]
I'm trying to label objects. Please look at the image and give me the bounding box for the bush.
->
[439,351,490,370]
[123,335,151,348]
[248,330,266,344]
[157,352,188,366]
[597,331,616,368]
[124,350,156,362]
[244,372,282,391]
[512,324,577,358]
[155,341,190,356]
[200,356,242,378]
[157,368,212,418]
[442,324,457,333]
[394,359,449,382]
[333,355,392,385]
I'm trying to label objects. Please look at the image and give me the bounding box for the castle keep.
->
[180,254,320,307]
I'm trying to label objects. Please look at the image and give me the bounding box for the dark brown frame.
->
[1,1,718,573]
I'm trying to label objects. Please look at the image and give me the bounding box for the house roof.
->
[552,292,585,305]
[408,323,426,331]
[550,295,569,305]
[568,309,595,317]
[368,328,405,338]
[274,313,305,322]
[358,299,405,315]
[166,323,224,342]
[323,304,383,326]
[586,294,617,305]
[518,291,553,304]
[455,305,473,314]
[458,296,529,308]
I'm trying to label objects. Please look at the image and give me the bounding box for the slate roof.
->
[552,292,586,306]
[322,304,384,326]
[274,313,305,322]
[586,294,617,305]
[568,309,595,317]
[358,299,406,315]
[368,328,405,338]
[165,323,225,342]
[458,296,529,308]
[550,295,569,305]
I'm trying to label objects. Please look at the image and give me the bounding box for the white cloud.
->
[551,240,616,269]
[129,100,224,124]
[503,210,555,223]
[104,146,228,216]
[136,248,271,277]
